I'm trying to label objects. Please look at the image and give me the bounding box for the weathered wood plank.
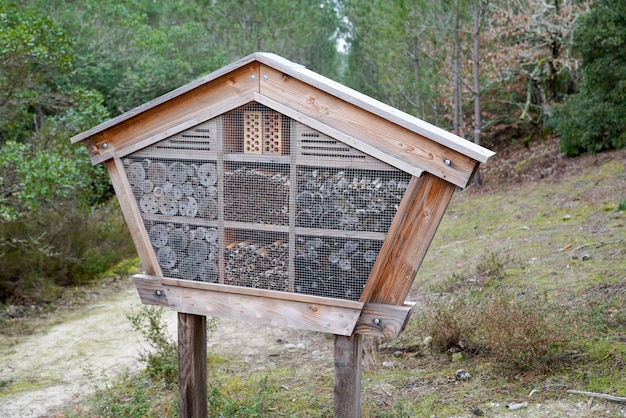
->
[353,303,415,338]
[334,334,363,418]
[133,275,168,307]
[107,159,162,276]
[155,276,363,308]
[258,66,477,188]
[254,52,494,164]
[361,173,456,305]
[152,276,363,335]
[84,64,260,165]
[178,313,207,418]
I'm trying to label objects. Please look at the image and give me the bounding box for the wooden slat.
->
[157,276,363,309]
[84,64,260,165]
[178,313,207,418]
[361,173,456,305]
[258,66,478,188]
[156,277,362,335]
[334,334,363,418]
[254,52,494,164]
[107,159,162,276]
[353,302,415,338]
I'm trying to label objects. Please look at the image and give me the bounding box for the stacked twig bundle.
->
[224,239,289,291]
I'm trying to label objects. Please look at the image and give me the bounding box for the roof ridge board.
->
[258,55,494,164]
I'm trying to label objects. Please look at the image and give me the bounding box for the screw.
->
[250,75,256,81]
[444,159,451,166]
[373,318,381,325]
[101,142,109,149]
[262,74,269,81]
[155,290,162,296]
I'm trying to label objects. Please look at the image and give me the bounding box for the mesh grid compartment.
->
[223,163,290,225]
[125,157,218,220]
[296,167,411,232]
[224,231,289,291]
[294,236,382,300]
[146,220,219,282]
[123,102,415,301]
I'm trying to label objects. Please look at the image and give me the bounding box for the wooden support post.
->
[178,313,207,418]
[334,334,363,418]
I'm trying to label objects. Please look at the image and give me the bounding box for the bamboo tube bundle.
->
[294,236,381,300]
[296,168,410,232]
[223,239,289,291]
[146,222,219,282]
[224,166,290,225]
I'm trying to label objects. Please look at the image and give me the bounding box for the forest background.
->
[1,0,625,325]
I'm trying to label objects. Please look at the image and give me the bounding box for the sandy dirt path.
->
[0,281,321,418]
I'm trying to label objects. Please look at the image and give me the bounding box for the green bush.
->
[551,0,626,156]
[0,201,134,303]
[127,306,220,386]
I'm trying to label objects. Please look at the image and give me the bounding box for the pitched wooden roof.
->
[72,52,494,188]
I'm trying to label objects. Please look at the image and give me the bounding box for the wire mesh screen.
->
[123,102,413,301]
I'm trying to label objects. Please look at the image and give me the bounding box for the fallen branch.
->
[566,390,626,404]
[569,238,624,260]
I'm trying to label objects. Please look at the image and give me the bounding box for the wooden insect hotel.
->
[72,52,494,417]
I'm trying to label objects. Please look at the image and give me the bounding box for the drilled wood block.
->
[243,111,263,154]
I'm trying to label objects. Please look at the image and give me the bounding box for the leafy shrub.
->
[0,201,134,303]
[551,0,626,156]
[127,306,179,386]
[127,306,219,386]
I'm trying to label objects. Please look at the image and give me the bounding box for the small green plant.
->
[617,198,626,211]
[127,306,219,386]
[474,251,507,285]
[207,375,278,417]
[65,372,177,418]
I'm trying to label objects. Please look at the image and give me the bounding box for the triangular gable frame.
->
[72,52,493,188]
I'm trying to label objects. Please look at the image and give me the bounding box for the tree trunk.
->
[453,3,462,137]
[472,0,482,186]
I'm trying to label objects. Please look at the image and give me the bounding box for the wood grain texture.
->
[107,159,162,276]
[153,276,363,335]
[361,173,456,305]
[133,275,168,307]
[334,334,363,418]
[85,64,260,165]
[259,65,477,188]
[254,52,493,164]
[353,303,415,338]
[178,313,207,418]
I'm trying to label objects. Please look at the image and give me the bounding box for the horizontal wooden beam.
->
[133,275,363,336]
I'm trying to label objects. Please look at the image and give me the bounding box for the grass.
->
[61,152,626,416]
